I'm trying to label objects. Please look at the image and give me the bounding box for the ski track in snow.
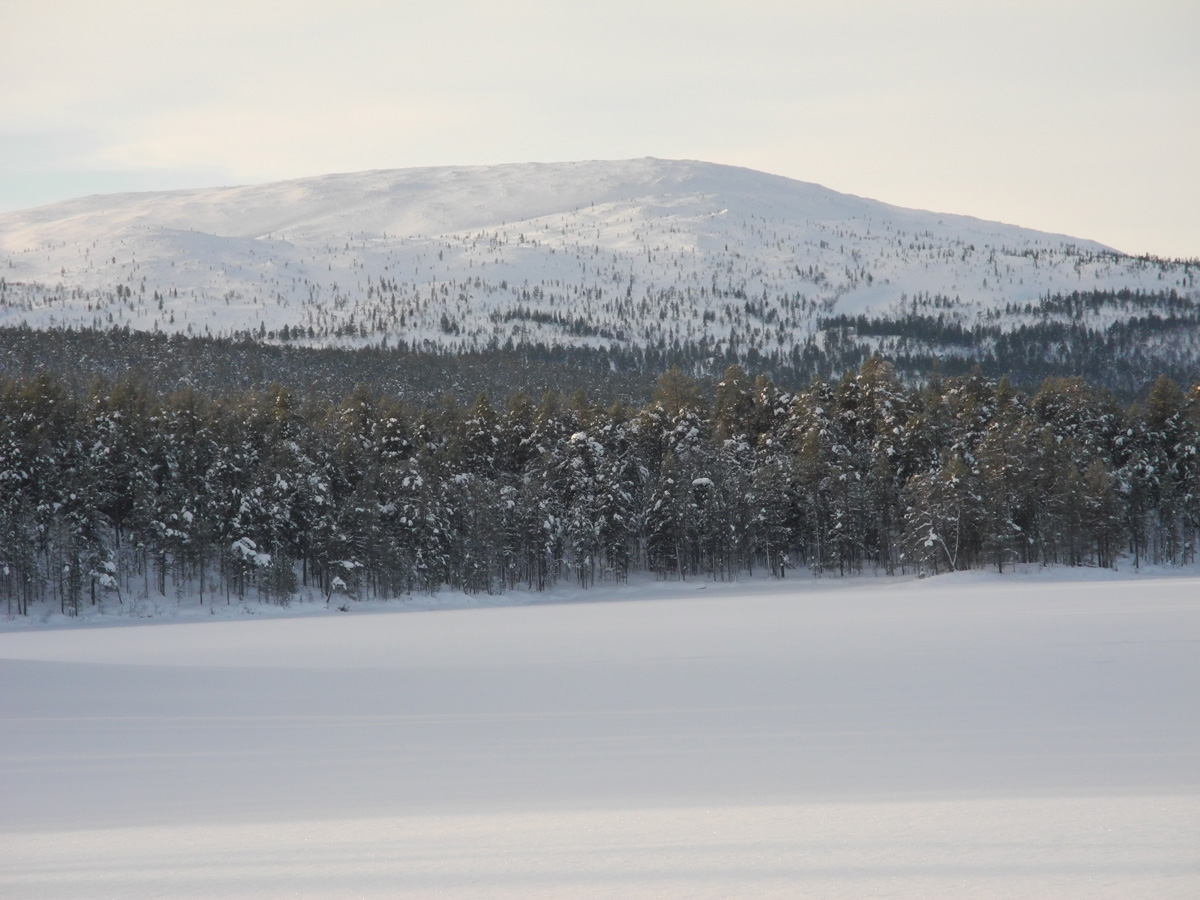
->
[1,569,1198,898]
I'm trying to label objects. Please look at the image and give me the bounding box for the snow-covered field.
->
[2,569,1197,898]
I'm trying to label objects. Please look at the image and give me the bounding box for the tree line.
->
[818,289,1200,394]
[5,285,1198,412]
[2,360,1198,616]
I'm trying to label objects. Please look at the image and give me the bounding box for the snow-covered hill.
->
[0,158,1195,357]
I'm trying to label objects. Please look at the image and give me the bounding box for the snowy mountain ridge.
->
[0,158,1066,244]
[0,158,1195,363]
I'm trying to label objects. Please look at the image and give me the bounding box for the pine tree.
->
[902,456,984,573]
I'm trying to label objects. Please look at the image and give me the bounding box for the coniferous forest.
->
[3,329,1199,616]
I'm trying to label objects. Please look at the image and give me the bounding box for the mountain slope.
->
[0,158,1028,243]
[1,159,1195,381]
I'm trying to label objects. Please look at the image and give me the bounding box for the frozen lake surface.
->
[2,569,1197,898]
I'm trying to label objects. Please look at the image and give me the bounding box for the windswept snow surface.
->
[2,570,1198,898]
[1,159,1193,354]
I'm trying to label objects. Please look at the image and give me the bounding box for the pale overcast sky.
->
[1,0,1196,257]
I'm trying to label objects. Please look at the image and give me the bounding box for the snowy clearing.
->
[1,569,1197,898]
